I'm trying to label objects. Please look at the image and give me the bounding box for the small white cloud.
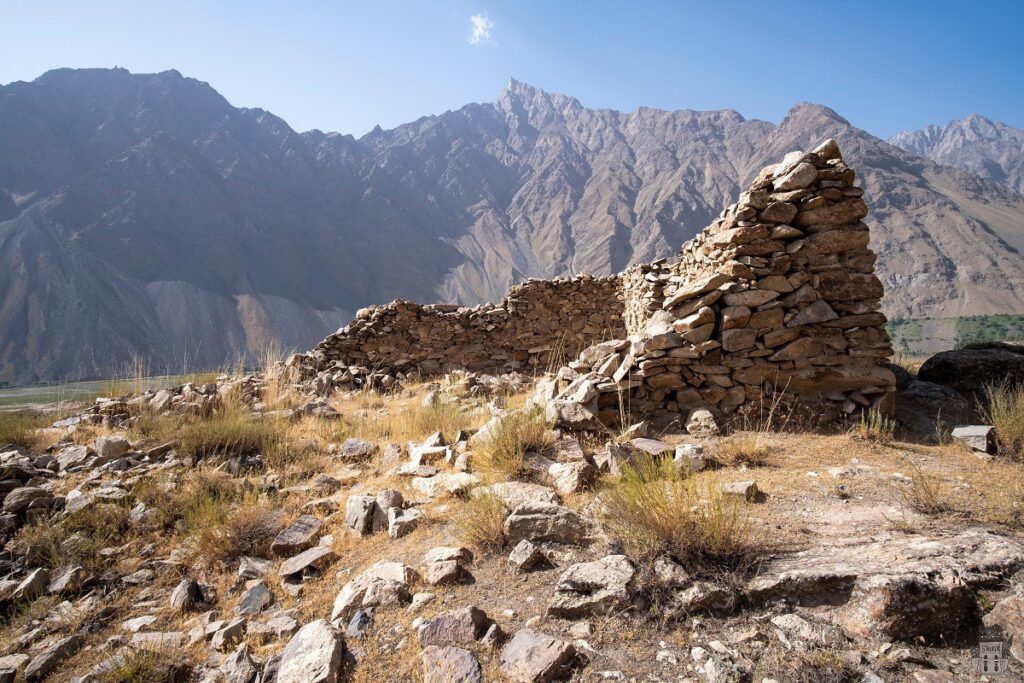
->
[468,14,494,46]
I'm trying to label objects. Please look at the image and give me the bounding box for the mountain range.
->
[2,68,1024,384]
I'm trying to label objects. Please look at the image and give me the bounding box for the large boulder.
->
[547,555,637,619]
[502,504,595,546]
[896,380,971,436]
[499,629,576,683]
[276,620,345,683]
[918,343,1024,397]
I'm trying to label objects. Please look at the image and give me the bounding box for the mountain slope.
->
[2,68,1024,383]
[889,114,1024,193]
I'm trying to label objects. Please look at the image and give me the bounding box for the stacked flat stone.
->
[292,275,625,381]
[546,140,896,428]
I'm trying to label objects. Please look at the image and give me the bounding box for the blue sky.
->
[1,1,1021,138]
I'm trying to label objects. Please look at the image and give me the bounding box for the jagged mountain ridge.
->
[889,114,1024,193]
[2,68,1024,384]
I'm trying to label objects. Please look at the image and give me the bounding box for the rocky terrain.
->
[0,339,1023,682]
[3,68,1024,384]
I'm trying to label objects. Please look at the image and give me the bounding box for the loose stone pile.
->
[544,140,896,428]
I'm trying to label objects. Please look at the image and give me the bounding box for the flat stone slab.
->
[746,527,1024,605]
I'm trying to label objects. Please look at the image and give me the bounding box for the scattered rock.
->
[421,645,483,683]
[500,629,577,683]
[548,555,637,618]
[277,619,345,683]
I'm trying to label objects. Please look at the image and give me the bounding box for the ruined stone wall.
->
[303,275,625,379]
[296,139,895,425]
[546,140,896,428]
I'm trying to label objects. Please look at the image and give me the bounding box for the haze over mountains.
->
[2,68,1024,384]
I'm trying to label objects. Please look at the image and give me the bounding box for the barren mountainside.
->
[3,68,1024,384]
[890,114,1024,193]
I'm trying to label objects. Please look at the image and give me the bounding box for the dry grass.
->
[601,454,754,572]
[14,502,131,572]
[473,406,554,481]
[335,386,482,444]
[452,491,508,551]
[95,647,192,683]
[979,381,1024,459]
[176,410,283,463]
[716,432,774,468]
[899,456,955,516]
[0,411,47,450]
[849,407,896,445]
[753,646,860,683]
[133,469,281,565]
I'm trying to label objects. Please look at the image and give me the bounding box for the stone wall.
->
[300,275,625,380]
[294,139,895,426]
[544,139,896,428]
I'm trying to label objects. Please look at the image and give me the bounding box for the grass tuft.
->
[15,502,131,572]
[453,491,508,550]
[96,647,191,683]
[601,454,753,572]
[850,407,896,445]
[979,381,1024,459]
[716,432,773,468]
[473,406,554,481]
[899,457,953,516]
[0,411,47,450]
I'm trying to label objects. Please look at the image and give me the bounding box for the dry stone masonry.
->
[288,277,624,392]
[293,140,894,426]
[546,139,895,428]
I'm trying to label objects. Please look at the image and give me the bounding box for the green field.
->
[887,314,1024,356]
[0,372,220,409]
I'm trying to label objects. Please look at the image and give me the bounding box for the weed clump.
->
[850,407,896,444]
[979,381,1024,459]
[474,406,554,481]
[601,454,753,572]
[0,411,47,450]
[453,491,508,550]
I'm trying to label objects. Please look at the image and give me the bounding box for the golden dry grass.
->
[472,406,554,481]
[979,380,1024,459]
[452,491,508,550]
[14,501,131,572]
[715,431,774,468]
[0,411,48,450]
[601,454,754,571]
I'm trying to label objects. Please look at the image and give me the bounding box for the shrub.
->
[601,454,752,571]
[192,502,283,564]
[0,411,47,450]
[453,491,508,550]
[474,407,554,480]
[850,407,895,444]
[979,381,1024,459]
